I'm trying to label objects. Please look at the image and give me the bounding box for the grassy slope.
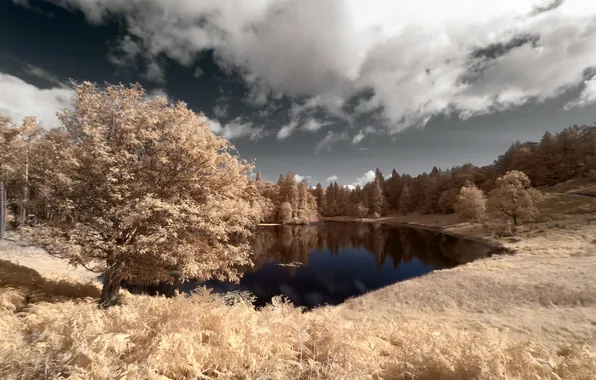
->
[1,182,596,379]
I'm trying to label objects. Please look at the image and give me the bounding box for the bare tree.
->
[31,82,261,308]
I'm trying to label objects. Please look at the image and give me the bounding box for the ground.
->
[1,179,596,379]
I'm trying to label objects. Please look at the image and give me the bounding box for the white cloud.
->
[294,174,312,183]
[277,117,334,140]
[24,64,69,88]
[39,0,596,133]
[352,170,376,187]
[352,131,365,144]
[326,175,338,182]
[213,103,229,118]
[314,130,347,154]
[0,72,73,128]
[144,59,166,84]
[147,88,169,101]
[276,120,298,140]
[352,126,377,144]
[565,75,596,110]
[205,116,265,141]
[301,118,333,132]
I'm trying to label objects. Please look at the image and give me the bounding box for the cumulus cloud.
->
[294,174,312,183]
[565,75,596,110]
[0,72,73,128]
[37,0,596,133]
[326,175,338,182]
[314,130,348,154]
[205,116,265,141]
[352,170,376,187]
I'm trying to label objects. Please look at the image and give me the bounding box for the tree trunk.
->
[0,181,5,240]
[100,267,122,308]
[20,155,29,226]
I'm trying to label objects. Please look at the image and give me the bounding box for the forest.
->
[255,124,596,224]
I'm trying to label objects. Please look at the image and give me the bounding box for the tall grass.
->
[1,264,595,380]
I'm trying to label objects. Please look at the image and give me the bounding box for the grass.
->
[1,270,595,380]
[2,182,596,379]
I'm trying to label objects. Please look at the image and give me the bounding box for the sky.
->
[1,0,596,188]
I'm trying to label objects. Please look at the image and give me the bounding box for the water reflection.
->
[124,223,497,308]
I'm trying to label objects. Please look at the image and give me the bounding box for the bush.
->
[454,184,487,222]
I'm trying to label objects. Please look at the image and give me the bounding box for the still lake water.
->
[125,222,496,308]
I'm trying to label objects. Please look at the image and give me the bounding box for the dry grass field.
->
[1,182,596,379]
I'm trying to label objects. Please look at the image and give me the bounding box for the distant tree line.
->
[300,125,595,222]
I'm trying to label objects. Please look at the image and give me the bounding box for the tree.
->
[31,82,261,308]
[487,171,541,225]
[370,179,385,215]
[398,183,412,215]
[278,202,293,224]
[255,171,263,183]
[454,184,487,222]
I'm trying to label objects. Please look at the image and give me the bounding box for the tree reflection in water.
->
[124,222,498,308]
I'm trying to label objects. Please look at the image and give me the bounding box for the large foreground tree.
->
[33,82,261,307]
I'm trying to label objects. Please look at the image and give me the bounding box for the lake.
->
[124,222,498,308]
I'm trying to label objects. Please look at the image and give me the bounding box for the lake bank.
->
[1,188,596,378]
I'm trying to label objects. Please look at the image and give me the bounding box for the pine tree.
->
[370,178,385,215]
[398,183,411,215]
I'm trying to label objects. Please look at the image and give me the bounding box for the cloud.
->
[205,116,265,141]
[326,175,338,182]
[0,72,73,128]
[314,130,347,154]
[147,88,169,101]
[301,118,333,132]
[213,103,229,118]
[294,174,312,183]
[565,75,596,110]
[352,126,377,144]
[24,64,69,88]
[276,117,333,140]
[193,67,204,78]
[38,0,596,133]
[352,170,376,187]
[144,59,166,84]
[276,120,298,139]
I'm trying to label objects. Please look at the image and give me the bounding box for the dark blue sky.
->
[1,0,595,187]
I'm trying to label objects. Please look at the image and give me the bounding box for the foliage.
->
[25,82,260,307]
[454,184,487,222]
[2,281,595,380]
[487,170,541,225]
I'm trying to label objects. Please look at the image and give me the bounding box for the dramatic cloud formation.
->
[205,116,265,141]
[0,72,72,127]
[26,0,596,136]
